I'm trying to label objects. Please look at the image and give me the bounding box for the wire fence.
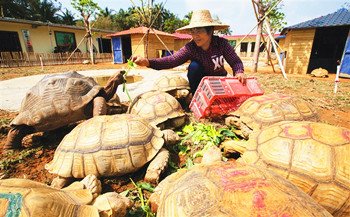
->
[0,52,113,68]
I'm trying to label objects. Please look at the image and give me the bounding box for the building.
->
[280,8,350,74]
[0,17,114,54]
[106,27,175,63]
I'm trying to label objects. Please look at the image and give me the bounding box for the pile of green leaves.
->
[175,122,240,158]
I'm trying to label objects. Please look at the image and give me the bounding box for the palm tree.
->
[30,0,61,22]
[57,8,76,25]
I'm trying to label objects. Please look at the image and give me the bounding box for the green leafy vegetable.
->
[123,60,137,102]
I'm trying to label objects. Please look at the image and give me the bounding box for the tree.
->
[30,0,61,22]
[263,0,286,65]
[212,15,232,35]
[71,0,101,64]
[252,0,268,73]
[57,8,76,25]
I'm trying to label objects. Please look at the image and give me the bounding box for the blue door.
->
[112,37,123,63]
[340,31,350,76]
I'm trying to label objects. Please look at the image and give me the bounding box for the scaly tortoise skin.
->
[150,153,331,217]
[223,121,350,216]
[128,90,186,130]
[11,71,104,132]
[45,114,179,188]
[225,93,319,138]
[0,175,133,217]
[152,74,190,100]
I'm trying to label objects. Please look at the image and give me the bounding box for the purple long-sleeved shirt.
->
[148,36,244,76]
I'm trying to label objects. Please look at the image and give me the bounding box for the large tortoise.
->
[152,74,191,104]
[225,93,319,139]
[0,174,133,217]
[311,68,329,78]
[45,114,179,188]
[221,121,350,216]
[149,146,332,217]
[4,70,125,151]
[128,90,186,130]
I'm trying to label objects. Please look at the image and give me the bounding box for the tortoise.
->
[221,121,350,216]
[311,68,329,78]
[127,90,186,130]
[45,113,180,188]
[0,174,133,217]
[152,74,191,103]
[4,70,125,152]
[149,146,332,217]
[225,93,319,139]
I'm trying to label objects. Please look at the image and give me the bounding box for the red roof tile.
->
[106,27,175,37]
[172,32,192,40]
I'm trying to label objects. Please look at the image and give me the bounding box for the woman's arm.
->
[222,39,246,84]
[131,45,192,70]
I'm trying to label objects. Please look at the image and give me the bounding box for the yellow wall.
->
[0,21,111,53]
[284,29,316,74]
[130,34,174,59]
[174,39,191,51]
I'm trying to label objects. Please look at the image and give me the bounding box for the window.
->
[54,31,76,53]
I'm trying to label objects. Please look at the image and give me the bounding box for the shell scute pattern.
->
[45,114,164,178]
[155,161,332,217]
[128,90,185,129]
[152,74,190,92]
[11,71,103,131]
[233,93,319,130]
[238,121,350,216]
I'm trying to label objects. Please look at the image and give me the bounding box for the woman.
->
[131,9,246,94]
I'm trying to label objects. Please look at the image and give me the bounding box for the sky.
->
[58,0,349,35]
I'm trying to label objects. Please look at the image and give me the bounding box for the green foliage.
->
[71,0,101,20]
[122,178,155,217]
[0,117,11,125]
[263,0,287,32]
[175,122,239,158]
[122,60,137,103]
[0,147,42,171]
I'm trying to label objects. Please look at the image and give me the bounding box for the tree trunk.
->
[252,0,266,73]
[145,29,150,59]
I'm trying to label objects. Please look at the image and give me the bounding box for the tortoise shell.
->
[229,93,319,130]
[152,74,190,93]
[11,71,103,132]
[0,178,98,217]
[152,161,331,217]
[128,90,185,129]
[311,68,328,77]
[237,121,350,216]
[45,114,164,178]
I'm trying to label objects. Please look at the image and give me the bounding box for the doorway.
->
[307,26,349,73]
[0,31,22,52]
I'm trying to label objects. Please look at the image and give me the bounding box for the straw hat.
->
[176,10,230,34]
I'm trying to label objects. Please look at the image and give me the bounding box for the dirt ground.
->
[0,62,349,214]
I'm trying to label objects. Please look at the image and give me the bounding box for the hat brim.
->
[176,23,230,34]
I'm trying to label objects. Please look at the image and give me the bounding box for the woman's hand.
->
[236,73,247,85]
[131,55,149,67]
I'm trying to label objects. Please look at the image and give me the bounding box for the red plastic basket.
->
[189,76,264,120]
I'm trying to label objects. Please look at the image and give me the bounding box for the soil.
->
[0,62,349,214]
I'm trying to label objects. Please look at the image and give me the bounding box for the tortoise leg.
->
[144,148,169,184]
[51,176,74,189]
[93,96,107,116]
[4,125,33,152]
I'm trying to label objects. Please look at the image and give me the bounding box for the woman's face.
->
[190,27,212,50]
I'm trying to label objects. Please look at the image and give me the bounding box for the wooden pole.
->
[264,20,287,79]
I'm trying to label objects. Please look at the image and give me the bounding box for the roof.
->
[222,34,280,39]
[0,17,114,33]
[172,32,192,40]
[106,27,175,37]
[282,8,350,34]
